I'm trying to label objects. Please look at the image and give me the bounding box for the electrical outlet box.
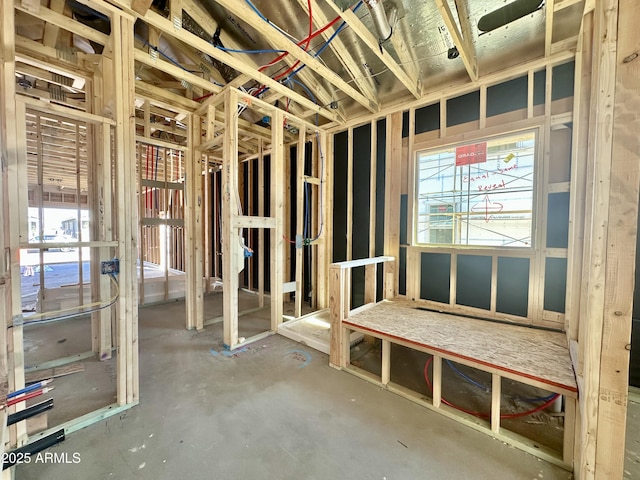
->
[101,259,119,275]
[295,234,303,249]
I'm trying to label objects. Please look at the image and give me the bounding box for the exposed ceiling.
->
[12,0,585,191]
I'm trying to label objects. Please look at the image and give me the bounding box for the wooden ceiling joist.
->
[545,0,555,56]
[120,7,343,123]
[134,48,222,96]
[182,0,266,89]
[135,83,198,117]
[323,1,421,99]
[19,95,115,125]
[131,0,154,16]
[15,3,110,46]
[434,0,478,81]
[213,0,377,114]
[134,118,187,137]
[162,35,227,87]
[42,0,66,48]
[16,37,90,84]
[182,0,331,124]
[17,87,85,109]
[296,0,378,107]
[15,62,84,93]
[328,48,575,131]
[554,0,583,11]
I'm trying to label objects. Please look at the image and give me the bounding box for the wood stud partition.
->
[0,0,139,461]
[325,2,639,477]
[0,0,637,478]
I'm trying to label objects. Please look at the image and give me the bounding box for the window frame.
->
[411,126,542,251]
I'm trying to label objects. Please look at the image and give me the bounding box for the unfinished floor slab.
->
[16,300,579,480]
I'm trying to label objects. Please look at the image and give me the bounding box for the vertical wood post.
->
[295,130,305,317]
[315,131,329,309]
[185,114,204,330]
[384,113,402,299]
[222,90,239,347]
[491,374,501,434]
[1,0,26,445]
[270,109,285,331]
[329,265,345,368]
[578,0,640,477]
[113,14,139,405]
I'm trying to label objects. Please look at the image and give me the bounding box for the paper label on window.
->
[455,142,487,166]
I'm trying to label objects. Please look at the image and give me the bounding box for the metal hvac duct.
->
[363,0,393,42]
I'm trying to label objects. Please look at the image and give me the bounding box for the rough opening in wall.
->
[137,142,187,305]
[18,105,121,434]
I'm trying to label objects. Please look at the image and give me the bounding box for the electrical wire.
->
[307,131,325,243]
[423,357,560,419]
[289,79,318,123]
[19,274,119,326]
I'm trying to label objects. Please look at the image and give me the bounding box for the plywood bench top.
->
[343,299,577,396]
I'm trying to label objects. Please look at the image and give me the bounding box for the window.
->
[414,130,537,247]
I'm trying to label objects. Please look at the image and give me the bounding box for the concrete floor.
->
[14,296,639,480]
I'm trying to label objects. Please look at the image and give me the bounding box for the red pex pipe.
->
[423,357,560,419]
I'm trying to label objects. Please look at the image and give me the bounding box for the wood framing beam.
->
[130,0,153,16]
[453,0,476,72]
[228,4,346,121]
[181,0,255,88]
[545,0,555,57]
[112,13,139,405]
[162,35,226,87]
[577,0,640,478]
[315,131,329,308]
[565,10,593,339]
[270,109,285,331]
[17,95,115,125]
[134,48,221,96]
[15,36,90,82]
[213,0,377,113]
[16,41,92,86]
[119,7,342,123]
[222,89,240,348]
[15,62,83,93]
[1,0,27,447]
[185,114,204,330]
[324,1,421,99]
[383,112,402,298]
[15,3,111,46]
[296,0,377,104]
[42,0,66,48]
[555,0,583,11]
[591,0,639,476]
[135,80,199,112]
[88,69,113,361]
[326,48,575,132]
[295,132,305,318]
[434,0,478,81]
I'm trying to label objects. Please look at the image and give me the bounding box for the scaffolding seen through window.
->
[414,129,537,248]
